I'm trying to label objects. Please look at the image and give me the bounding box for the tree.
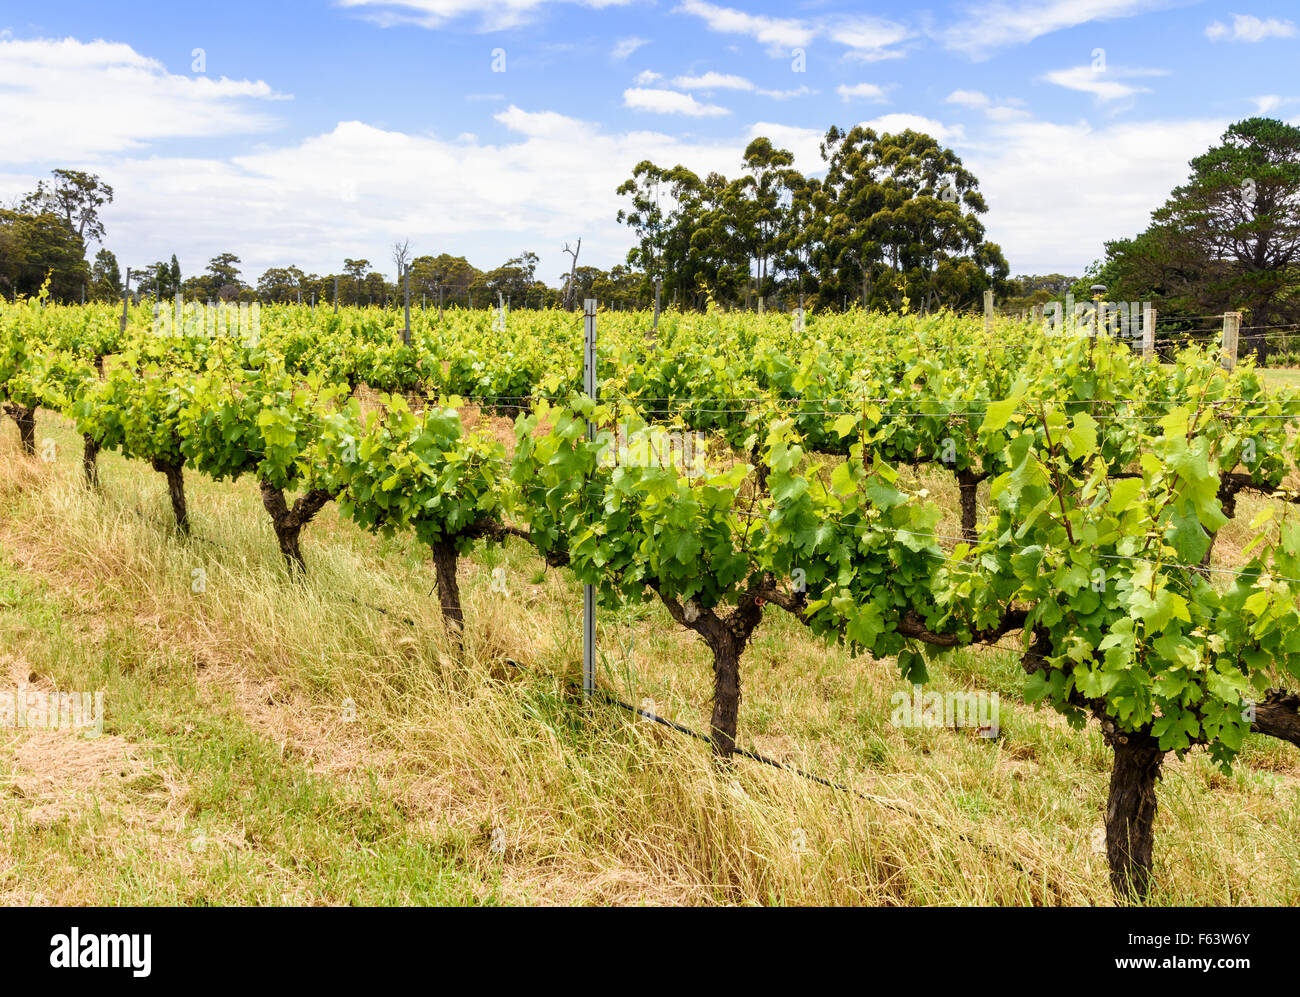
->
[134,263,161,298]
[343,258,370,303]
[561,239,581,310]
[810,126,1003,313]
[687,171,751,305]
[206,253,243,289]
[408,254,481,306]
[145,259,178,298]
[257,266,308,303]
[739,137,801,298]
[392,240,411,279]
[615,128,1003,313]
[363,271,386,305]
[617,161,708,307]
[90,249,123,301]
[21,170,114,246]
[481,251,541,304]
[1003,274,1076,310]
[780,173,823,300]
[1091,118,1300,359]
[0,208,90,300]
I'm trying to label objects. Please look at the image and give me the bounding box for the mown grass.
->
[0,409,1297,906]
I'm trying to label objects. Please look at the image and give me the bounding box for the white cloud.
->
[966,117,1227,272]
[986,104,1032,121]
[674,1,911,59]
[1250,94,1300,115]
[0,72,1239,296]
[0,36,286,163]
[940,0,1173,59]
[493,105,581,138]
[828,16,913,61]
[622,87,730,116]
[633,69,662,85]
[755,85,815,99]
[671,71,754,91]
[611,36,649,61]
[861,113,963,143]
[1206,15,1296,42]
[337,0,633,31]
[745,123,825,172]
[946,89,991,108]
[837,83,890,102]
[0,28,1257,310]
[673,0,816,49]
[1043,64,1166,101]
[7,109,764,284]
[947,89,1031,120]
[670,72,814,99]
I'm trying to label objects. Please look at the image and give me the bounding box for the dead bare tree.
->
[561,239,581,311]
[391,239,411,279]
[393,239,413,344]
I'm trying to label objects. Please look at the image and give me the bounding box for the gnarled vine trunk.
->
[659,591,765,760]
[1024,629,1166,902]
[4,402,36,456]
[956,468,982,542]
[150,458,189,534]
[1103,727,1164,902]
[259,482,333,573]
[430,538,464,642]
[707,631,743,758]
[82,434,101,488]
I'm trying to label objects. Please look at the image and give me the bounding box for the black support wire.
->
[498,656,1062,891]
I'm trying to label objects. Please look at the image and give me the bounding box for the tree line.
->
[10,117,1294,332]
[0,127,1031,315]
[614,126,1012,313]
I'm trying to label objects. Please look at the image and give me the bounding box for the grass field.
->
[2,408,1298,906]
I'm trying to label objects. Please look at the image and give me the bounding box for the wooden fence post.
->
[1143,305,1156,361]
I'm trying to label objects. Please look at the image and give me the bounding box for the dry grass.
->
[0,412,1297,905]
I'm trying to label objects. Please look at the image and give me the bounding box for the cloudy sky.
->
[1,0,1297,286]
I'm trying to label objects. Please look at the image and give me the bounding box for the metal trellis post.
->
[121,268,132,333]
[403,265,411,346]
[583,298,598,699]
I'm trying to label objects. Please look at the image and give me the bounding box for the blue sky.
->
[2,0,1297,287]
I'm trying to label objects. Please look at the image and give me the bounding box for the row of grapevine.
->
[3,293,1300,900]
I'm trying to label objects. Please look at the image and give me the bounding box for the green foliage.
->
[4,298,1300,773]
[332,395,503,553]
